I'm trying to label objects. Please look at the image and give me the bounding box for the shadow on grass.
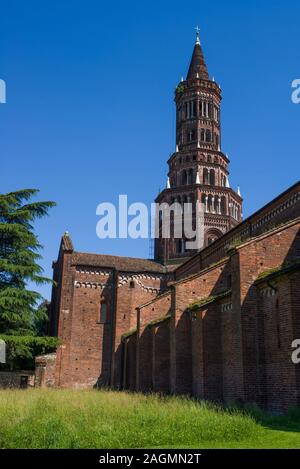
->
[230,402,300,434]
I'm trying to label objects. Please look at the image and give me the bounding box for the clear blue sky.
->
[1,0,299,300]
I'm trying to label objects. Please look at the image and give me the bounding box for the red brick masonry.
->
[36,182,300,413]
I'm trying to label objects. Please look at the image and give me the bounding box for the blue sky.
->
[1,0,299,300]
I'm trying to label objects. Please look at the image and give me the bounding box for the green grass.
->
[0,389,299,449]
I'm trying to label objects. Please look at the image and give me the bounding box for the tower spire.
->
[195,25,200,44]
[187,27,209,80]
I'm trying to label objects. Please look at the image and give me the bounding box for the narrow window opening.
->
[99,302,107,323]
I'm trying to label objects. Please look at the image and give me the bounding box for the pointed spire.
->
[195,25,201,45]
[187,28,209,80]
[196,171,200,184]
[237,186,241,197]
[166,177,170,189]
[226,177,230,188]
[61,231,73,252]
[175,144,179,153]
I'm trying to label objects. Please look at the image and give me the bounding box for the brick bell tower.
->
[155,29,243,265]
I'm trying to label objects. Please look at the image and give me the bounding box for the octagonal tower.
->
[155,31,243,265]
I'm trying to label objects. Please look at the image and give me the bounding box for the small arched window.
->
[99,302,107,323]
[203,168,209,185]
[129,280,135,289]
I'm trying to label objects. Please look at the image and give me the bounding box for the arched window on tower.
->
[199,101,202,117]
[221,174,226,187]
[205,101,209,117]
[210,169,215,186]
[181,170,187,185]
[215,134,219,148]
[201,129,205,142]
[191,100,196,118]
[206,129,211,143]
[187,129,196,142]
[203,168,209,185]
[188,168,194,185]
[207,194,214,212]
[221,196,226,215]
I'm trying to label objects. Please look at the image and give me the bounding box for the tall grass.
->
[0,389,259,449]
[0,389,299,449]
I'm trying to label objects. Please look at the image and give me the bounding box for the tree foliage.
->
[0,189,56,334]
[0,334,60,370]
[0,189,58,369]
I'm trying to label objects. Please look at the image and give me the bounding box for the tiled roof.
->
[72,251,169,273]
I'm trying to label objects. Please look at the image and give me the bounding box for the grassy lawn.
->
[0,389,299,449]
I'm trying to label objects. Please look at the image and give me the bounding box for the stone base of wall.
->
[0,371,35,388]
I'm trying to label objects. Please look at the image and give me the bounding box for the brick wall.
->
[35,353,57,388]
[111,274,163,388]
[51,253,169,389]
[152,320,170,393]
[123,333,136,391]
[175,182,300,281]
[136,293,172,392]
[135,219,300,412]
[43,185,300,413]
[170,258,231,395]
[237,221,300,405]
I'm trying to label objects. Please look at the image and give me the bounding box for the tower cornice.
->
[167,150,230,166]
[155,186,243,204]
[175,80,222,103]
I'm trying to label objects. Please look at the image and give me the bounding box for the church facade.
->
[36,35,300,413]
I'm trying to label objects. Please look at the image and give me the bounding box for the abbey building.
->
[36,34,300,414]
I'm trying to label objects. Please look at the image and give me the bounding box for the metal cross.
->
[195,25,200,37]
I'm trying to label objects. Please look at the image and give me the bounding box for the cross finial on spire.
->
[195,25,200,44]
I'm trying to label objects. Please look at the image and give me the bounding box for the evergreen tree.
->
[0,189,56,335]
